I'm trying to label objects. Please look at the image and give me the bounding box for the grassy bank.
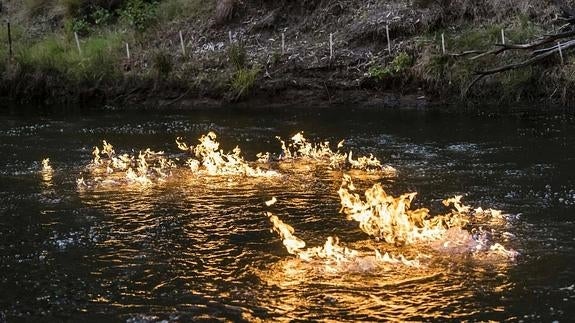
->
[1,0,575,107]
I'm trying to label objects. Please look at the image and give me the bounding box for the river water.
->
[0,107,574,322]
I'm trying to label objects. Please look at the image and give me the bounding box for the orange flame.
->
[337,174,468,245]
[266,201,421,268]
[276,132,393,172]
[79,140,175,188]
[177,132,279,177]
[41,158,53,183]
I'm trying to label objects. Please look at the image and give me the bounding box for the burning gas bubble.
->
[42,158,52,171]
[265,205,422,270]
[41,158,54,183]
[338,174,466,245]
[78,141,176,189]
[276,132,395,173]
[177,132,279,177]
[337,175,518,259]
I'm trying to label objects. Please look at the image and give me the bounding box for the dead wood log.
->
[463,0,575,94]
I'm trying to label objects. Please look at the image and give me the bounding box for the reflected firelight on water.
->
[40,129,521,321]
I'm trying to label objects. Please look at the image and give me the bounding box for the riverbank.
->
[1,0,574,109]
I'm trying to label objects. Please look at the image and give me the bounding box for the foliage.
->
[157,0,215,22]
[231,66,259,99]
[227,43,247,70]
[61,0,156,32]
[91,7,114,25]
[60,0,83,18]
[14,32,123,82]
[68,18,91,35]
[152,49,173,80]
[118,0,158,31]
[24,0,54,17]
[369,52,413,80]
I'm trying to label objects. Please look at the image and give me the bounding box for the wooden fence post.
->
[7,21,13,58]
[179,30,186,56]
[441,33,446,55]
[329,33,333,60]
[281,32,285,55]
[386,24,391,53]
[74,32,82,56]
[558,42,564,65]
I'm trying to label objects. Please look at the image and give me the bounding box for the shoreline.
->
[2,1,575,112]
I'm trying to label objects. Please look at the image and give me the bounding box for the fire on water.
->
[265,175,517,272]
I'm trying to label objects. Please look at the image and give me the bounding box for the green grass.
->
[151,48,173,80]
[369,52,413,80]
[24,0,55,17]
[416,18,546,98]
[157,0,215,22]
[227,43,247,70]
[231,66,259,99]
[15,31,124,82]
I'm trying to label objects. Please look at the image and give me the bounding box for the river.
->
[0,107,574,322]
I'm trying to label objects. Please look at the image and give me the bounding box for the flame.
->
[268,212,307,254]
[256,152,270,163]
[178,132,279,177]
[337,175,518,259]
[41,158,53,183]
[266,205,421,269]
[265,197,277,206]
[79,140,175,188]
[42,158,52,171]
[276,132,394,172]
[338,174,468,245]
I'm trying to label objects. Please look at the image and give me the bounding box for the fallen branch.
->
[463,0,575,95]
[464,40,575,96]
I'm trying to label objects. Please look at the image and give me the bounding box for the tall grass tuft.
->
[25,0,55,17]
[14,31,123,82]
[152,48,173,80]
[227,43,247,70]
[157,0,215,22]
[231,66,259,99]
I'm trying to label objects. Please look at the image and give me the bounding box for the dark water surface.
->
[0,108,574,322]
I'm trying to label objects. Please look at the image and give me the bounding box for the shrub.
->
[70,18,91,35]
[388,52,413,74]
[25,0,54,17]
[369,52,413,80]
[14,32,123,82]
[91,7,114,25]
[60,0,82,18]
[227,43,246,70]
[152,49,173,80]
[118,0,158,31]
[157,0,215,22]
[231,66,259,99]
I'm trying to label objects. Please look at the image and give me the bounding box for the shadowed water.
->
[0,108,574,322]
